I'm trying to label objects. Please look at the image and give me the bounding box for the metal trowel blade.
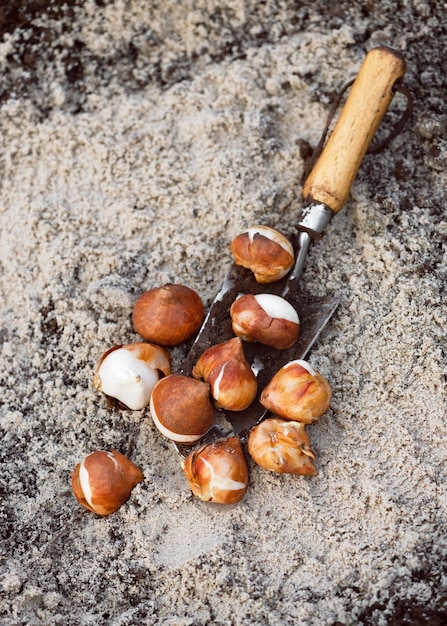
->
[181,261,339,438]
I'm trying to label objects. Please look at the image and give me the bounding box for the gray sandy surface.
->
[1,1,446,625]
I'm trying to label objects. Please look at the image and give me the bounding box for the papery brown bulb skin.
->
[230,293,300,350]
[121,342,171,376]
[182,436,249,504]
[260,360,331,423]
[132,284,205,346]
[192,337,257,411]
[230,226,294,283]
[149,374,214,444]
[71,450,144,516]
[248,418,317,476]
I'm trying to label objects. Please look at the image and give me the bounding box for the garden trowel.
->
[180,46,407,442]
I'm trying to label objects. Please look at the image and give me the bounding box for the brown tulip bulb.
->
[230,225,294,283]
[132,284,205,346]
[149,374,214,444]
[192,337,257,411]
[93,342,171,410]
[71,450,144,516]
[248,418,317,476]
[230,293,300,350]
[182,436,249,504]
[260,359,331,423]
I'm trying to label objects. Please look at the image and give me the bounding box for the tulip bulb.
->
[260,359,331,423]
[248,418,317,476]
[132,283,204,346]
[149,374,214,444]
[71,450,144,516]
[182,436,249,504]
[230,225,294,283]
[93,342,171,410]
[230,293,300,350]
[192,337,257,411]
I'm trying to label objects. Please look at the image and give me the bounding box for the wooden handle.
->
[302,47,406,213]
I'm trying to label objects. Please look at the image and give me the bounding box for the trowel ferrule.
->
[297,202,333,240]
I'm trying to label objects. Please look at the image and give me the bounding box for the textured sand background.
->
[1,1,446,625]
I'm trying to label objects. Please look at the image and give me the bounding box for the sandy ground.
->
[1,1,446,625]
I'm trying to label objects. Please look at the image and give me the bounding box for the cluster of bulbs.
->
[72,226,332,514]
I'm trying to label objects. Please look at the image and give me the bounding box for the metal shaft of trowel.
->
[282,202,333,298]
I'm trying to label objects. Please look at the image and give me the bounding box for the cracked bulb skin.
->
[182,436,249,504]
[260,359,332,423]
[230,293,300,350]
[192,337,257,411]
[93,342,171,410]
[71,450,144,516]
[248,418,317,476]
[132,283,205,346]
[230,225,294,283]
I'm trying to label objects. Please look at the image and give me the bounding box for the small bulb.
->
[230,293,300,349]
[192,337,257,411]
[149,374,215,444]
[132,283,205,346]
[230,225,294,283]
[182,436,249,504]
[72,450,144,516]
[260,359,331,423]
[248,418,317,475]
[93,343,171,410]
